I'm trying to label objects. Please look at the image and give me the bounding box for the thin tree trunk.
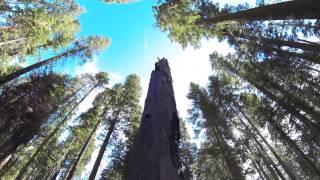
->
[261,60,319,105]
[0,153,11,170]
[238,35,320,55]
[272,47,320,65]
[266,116,320,176]
[66,120,101,180]
[233,106,298,180]
[201,0,320,24]
[261,150,286,180]
[0,37,26,46]
[24,164,37,180]
[62,160,74,180]
[245,144,271,180]
[250,137,286,180]
[129,59,181,180]
[297,39,320,46]
[264,57,320,94]
[0,46,88,86]
[0,154,17,176]
[248,62,320,121]
[212,125,245,179]
[260,37,320,53]
[221,60,320,135]
[48,137,76,179]
[250,157,268,180]
[15,84,97,179]
[51,170,60,180]
[257,147,282,179]
[88,117,117,180]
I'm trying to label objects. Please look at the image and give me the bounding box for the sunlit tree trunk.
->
[212,126,244,179]
[88,114,118,180]
[245,146,268,180]
[0,37,27,46]
[221,60,320,135]
[266,115,320,176]
[0,154,12,170]
[247,62,320,121]
[234,107,298,180]
[49,137,76,179]
[271,47,320,65]
[66,120,101,180]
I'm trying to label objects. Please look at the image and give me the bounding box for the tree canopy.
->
[1,0,320,179]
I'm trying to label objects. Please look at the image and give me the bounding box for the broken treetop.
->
[130,58,182,180]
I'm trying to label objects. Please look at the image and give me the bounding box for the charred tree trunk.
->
[129,58,182,180]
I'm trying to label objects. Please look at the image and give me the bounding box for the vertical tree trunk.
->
[210,124,244,180]
[88,117,117,180]
[24,164,37,180]
[266,117,320,176]
[259,147,286,180]
[252,140,285,180]
[245,144,271,180]
[234,107,298,180]
[15,84,97,179]
[62,161,74,180]
[129,59,182,180]
[221,60,320,135]
[252,159,268,180]
[66,120,101,180]
[49,137,76,179]
[202,0,320,24]
[248,62,320,121]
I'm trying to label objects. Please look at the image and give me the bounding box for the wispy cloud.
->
[75,56,100,75]
[144,34,148,49]
[109,71,124,85]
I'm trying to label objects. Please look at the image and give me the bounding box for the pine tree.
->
[13,72,109,179]
[0,36,110,86]
[0,73,71,166]
[0,0,83,74]
[89,74,142,179]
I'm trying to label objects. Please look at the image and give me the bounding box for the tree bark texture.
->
[202,0,320,24]
[129,58,182,180]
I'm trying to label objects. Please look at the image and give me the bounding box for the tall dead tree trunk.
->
[129,58,182,180]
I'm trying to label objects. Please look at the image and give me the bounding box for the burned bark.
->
[129,58,183,180]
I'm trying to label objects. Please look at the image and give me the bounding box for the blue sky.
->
[70,0,254,110]
[66,0,168,79]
